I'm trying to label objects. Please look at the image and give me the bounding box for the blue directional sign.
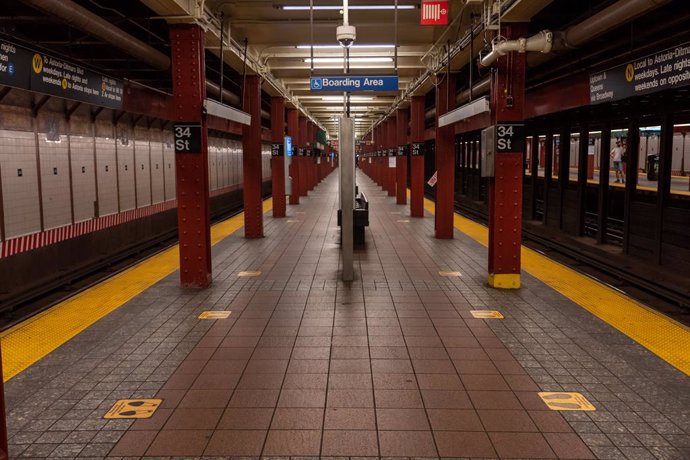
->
[310,75,398,92]
[285,136,293,156]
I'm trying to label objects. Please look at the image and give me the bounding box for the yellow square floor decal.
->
[439,271,462,277]
[288,219,300,223]
[538,392,596,411]
[397,219,410,223]
[238,271,261,277]
[104,399,162,419]
[470,310,504,319]
[198,311,232,320]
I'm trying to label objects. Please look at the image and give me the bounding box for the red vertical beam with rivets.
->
[298,116,309,196]
[488,23,527,289]
[308,122,316,190]
[287,109,300,205]
[242,74,264,238]
[170,24,211,288]
[387,117,397,197]
[435,73,456,239]
[410,96,425,217]
[396,108,409,205]
[271,97,286,218]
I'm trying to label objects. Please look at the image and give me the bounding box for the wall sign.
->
[411,142,425,156]
[398,145,409,156]
[495,123,525,153]
[590,41,690,104]
[310,75,399,92]
[421,1,449,26]
[173,123,202,154]
[271,143,283,156]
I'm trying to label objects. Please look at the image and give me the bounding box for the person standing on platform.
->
[611,140,625,183]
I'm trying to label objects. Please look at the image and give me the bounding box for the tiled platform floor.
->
[4,172,690,459]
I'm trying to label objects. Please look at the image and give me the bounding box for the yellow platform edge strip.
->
[1,198,273,382]
[421,197,690,376]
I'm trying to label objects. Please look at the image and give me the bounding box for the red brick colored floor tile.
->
[372,373,418,389]
[427,409,484,431]
[130,408,173,431]
[109,430,157,457]
[321,430,379,456]
[263,429,322,456]
[477,409,540,432]
[203,429,266,456]
[324,408,376,430]
[529,410,575,433]
[327,388,374,407]
[192,372,241,390]
[379,430,437,457]
[329,373,374,389]
[277,388,327,407]
[434,431,497,457]
[504,373,541,391]
[178,389,233,408]
[376,408,430,430]
[544,432,597,459]
[374,389,423,408]
[283,373,328,389]
[468,389,524,410]
[489,432,558,458]
[461,373,511,390]
[236,372,284,389]
[146,430,213,457]
[421,389,473,408]
[228,389,280,407]
[271,407,324,430]
[163,408,223,430]
[217,407,274,430]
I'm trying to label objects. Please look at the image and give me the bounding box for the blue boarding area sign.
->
[285,136,293,156]
[310,75,398,92]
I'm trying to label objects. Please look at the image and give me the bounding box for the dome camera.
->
[336,24,356,48]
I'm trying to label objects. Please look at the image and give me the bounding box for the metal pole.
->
[219,12,225,104]
[340,116,355,281]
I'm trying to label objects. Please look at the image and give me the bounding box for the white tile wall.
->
[69,135,96,222]
[150,141,165,204]
[134,139,152,207]
[209,138,218,191]
[163,132,175,201]
[117,138,135,211]
[39,134,72,230]
[96,136,118,216]
[0,129,41,238]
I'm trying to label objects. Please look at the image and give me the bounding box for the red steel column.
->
[270,97,286,218]
[308,122,316,190]
[396,108,409,205]
[287,109,300,205]
[170,24,211,288]
[435,73,456,239]
[242,74,264,239]
[488,24,527,289]
[386,117,397,197]
[410,96,425,217]
[298,116,308,196]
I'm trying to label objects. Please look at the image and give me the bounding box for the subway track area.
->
[3,173,689,459]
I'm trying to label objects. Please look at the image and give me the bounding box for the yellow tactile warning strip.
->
[0,199,273,382]
[422,196,690,376]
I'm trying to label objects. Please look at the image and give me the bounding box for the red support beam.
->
[170,24,211,288]
[396,108,409,205]
[242,74,264,239]
[298,116,309,197]
[287,109,300,205]
[386,117,397,197]
[435,73,456,239]
[410,96,425,217]
[488,23,527,289]
[271,97,286,218]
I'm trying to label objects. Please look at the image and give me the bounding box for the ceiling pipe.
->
[480,30,553,68]
[21,0,171,71]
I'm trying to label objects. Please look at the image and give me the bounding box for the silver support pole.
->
[339,116,355,281]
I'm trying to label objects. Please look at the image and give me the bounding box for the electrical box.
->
[481,125,495,177]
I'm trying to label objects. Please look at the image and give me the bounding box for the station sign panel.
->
[173,123,202,154]
[495,123,525,153]
[421,1,449,26]
[0,38,123,109]
[310,75,398,92]
[590,41,690,104]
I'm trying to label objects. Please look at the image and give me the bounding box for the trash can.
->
[646,154,659,181]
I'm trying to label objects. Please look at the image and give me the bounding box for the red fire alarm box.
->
[421,1,449,25]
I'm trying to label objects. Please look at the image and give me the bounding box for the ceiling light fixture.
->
[304,57,393,63]
[282,5,416,10]
[296,44,396,49]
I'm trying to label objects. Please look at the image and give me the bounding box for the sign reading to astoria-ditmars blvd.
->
[590,41,690,104]
[310,75,398,92]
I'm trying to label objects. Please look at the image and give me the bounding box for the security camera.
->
[336,24,356,48]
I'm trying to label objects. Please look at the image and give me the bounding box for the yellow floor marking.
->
[104,399,162,419]
[198,311,232,320]
[538,392,596,411]
[439,271,462,277]
[238,271,261,277]
[1,198,273,382]
[422,196,690,376]
[470,310,504,319]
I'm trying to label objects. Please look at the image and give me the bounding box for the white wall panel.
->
[209,138,218,191]
[163,131,175,200]
[0,130,41,238]
[117,125,135,211]
[69,135,96,222]
[95,136,118,216]
[150,140,165,204]
[134,136,152,207]
[39,133,71,229]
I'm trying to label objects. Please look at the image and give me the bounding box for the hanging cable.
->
[241,37,248,107]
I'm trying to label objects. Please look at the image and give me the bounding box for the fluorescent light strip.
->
[304,57,393,63]
[296,44,396,49]
[282,5,416,10]
[321,96,375,101]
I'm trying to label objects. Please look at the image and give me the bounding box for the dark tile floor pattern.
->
[4,172,690,459]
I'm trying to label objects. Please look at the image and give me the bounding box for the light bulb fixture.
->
[281,4,416,10]
[304,57,393,63]
[296,44,396,49]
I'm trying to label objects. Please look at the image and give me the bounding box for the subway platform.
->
[3,173,690,460]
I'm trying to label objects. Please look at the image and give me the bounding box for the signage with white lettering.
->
[173,123,202,154]
[495,123,524,153]
[590,41,690,104]
[310,75,399,92]
[411,142,425,156]
[271,143,283,156]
